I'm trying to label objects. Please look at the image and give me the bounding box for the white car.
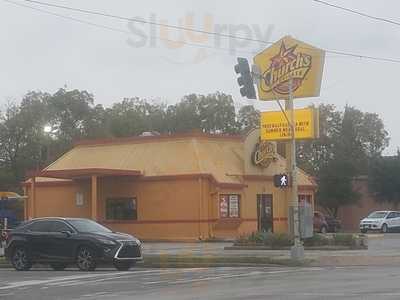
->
[360,211,400,233]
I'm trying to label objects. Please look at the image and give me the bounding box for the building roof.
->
[35,133,315,187]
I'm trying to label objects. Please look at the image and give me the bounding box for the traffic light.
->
[274,174,289,188]
[234,57,256,99]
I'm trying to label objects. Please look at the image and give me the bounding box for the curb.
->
[0,255,309,269]
[225,246,367,251]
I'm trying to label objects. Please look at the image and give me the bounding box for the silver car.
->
[360,211,400,233]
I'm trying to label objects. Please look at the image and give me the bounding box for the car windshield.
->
[68,219,112,233]
[367,212,388,219]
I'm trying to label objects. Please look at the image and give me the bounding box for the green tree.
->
[0,92,49,190]
[237,105,260,133]
[297,104,388,216]
[368,155,400,206]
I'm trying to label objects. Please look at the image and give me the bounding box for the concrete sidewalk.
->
[142,233,400,267]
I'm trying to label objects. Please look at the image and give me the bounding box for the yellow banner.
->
[254,36,325,101]
[260,108,319,141]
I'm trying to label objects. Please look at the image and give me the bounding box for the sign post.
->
[249,35,325,260]
[287,78,303,259]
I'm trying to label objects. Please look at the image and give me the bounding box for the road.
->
[1,266,400,299]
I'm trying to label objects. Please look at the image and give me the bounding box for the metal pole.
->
[288,77,304,260]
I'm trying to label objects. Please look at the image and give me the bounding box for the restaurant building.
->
[23,129,316,241]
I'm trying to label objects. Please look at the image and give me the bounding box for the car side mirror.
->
[61,230,72,237]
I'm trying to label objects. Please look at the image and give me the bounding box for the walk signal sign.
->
[274,174,289,188]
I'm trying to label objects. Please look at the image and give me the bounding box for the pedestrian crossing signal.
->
[274,174,289,188]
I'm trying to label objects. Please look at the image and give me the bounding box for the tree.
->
[237,105,260,133]
[368,155,400,206]
[167,92,238,134]
[297,104,388,216]
[316,159,361,217]
[0,92,49,190]
[46,88,95,143]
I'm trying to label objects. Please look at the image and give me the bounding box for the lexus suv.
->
[5,217,142,271]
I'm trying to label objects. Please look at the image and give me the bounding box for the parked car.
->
[324,214,341,233]
[360,211,400,233]
[313,211,328,233]
[5,217,142,271]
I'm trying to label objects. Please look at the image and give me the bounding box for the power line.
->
[22,0,272,46]
[312,0,400,27]
[2,0,258,56]
[4,0,400,64]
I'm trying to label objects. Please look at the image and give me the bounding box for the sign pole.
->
[288,77,304,260]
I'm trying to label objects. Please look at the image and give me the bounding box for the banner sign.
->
[260,108,319,141]
[253,36,325,101]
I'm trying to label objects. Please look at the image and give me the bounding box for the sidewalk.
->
[2,234,400,268]
[142,234,400,267]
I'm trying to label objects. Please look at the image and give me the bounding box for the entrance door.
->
[257,194,273,232]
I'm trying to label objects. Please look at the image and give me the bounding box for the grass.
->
[142,254,311,268]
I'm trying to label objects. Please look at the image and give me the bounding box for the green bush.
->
[263,233,293,248]
[236,232,364,249]
[333,233,355,247]
[303,234,330,247]
[236,232,292,248]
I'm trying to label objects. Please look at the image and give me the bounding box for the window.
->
[51,221,73,233]
[68,219,111,233]
[106,197,137,220]
[27,220,54,232]
[219,194,240,218]
[299,194,312,206]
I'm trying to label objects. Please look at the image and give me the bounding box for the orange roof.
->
[35,133,314,186]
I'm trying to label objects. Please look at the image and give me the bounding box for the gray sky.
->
[1,0,400,154]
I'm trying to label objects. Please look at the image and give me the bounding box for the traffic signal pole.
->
[286,77,304,260]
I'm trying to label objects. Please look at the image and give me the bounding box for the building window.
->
[106,197,137,220]
[219,194,240,218]
[298,194,312,206]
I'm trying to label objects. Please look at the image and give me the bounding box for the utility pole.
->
[286,77,304,260]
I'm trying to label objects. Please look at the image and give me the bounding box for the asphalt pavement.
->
[1,265,400,299]
[2,234,400,299]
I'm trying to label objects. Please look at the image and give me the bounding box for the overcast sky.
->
[1,0,400,153]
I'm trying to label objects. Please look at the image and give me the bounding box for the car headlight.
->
[98,238,117,246]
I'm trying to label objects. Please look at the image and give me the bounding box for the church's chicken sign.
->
[254,36,325,100]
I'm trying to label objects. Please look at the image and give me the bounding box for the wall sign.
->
[229,195,239,218]
[219,195,229,218]
[251,139,277,168]
[76,192,84,207]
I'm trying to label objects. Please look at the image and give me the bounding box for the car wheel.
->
[113,261,135,271]
[320,226,327,234]
[11,247,32,271]
[381,223,388,233]
[76,246,97,271]
[50,263,67,271]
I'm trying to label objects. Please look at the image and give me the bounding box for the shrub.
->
[263,233,293,248]
[235,232,292,248]
[236,232,265,245]
[333,233,355,247]
[303,234,330,247]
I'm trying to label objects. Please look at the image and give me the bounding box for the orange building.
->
[23,129,316,241]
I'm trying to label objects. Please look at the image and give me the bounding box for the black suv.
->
[5,217,142,271]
